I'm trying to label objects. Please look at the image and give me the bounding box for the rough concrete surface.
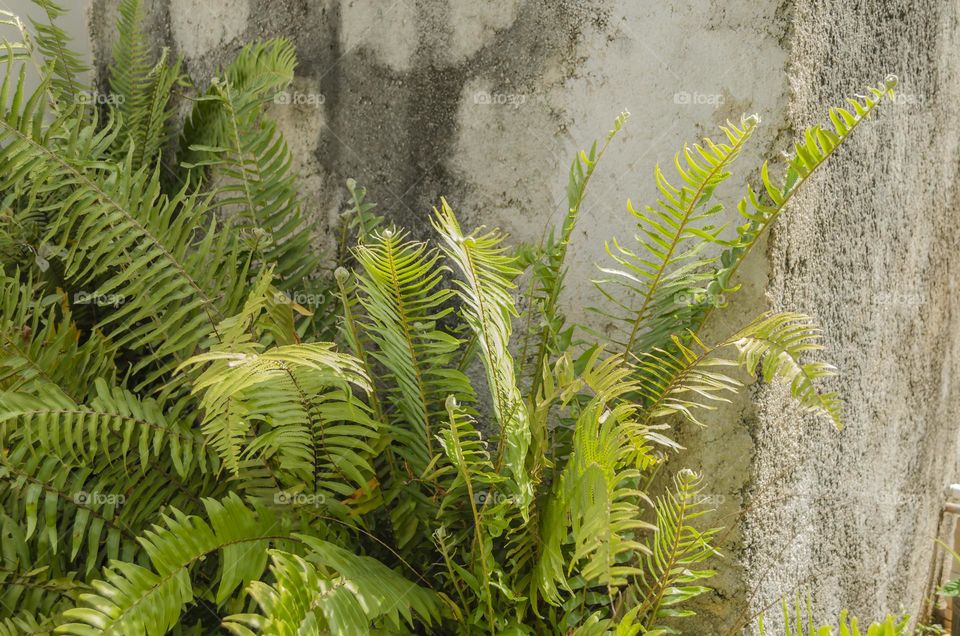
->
[79,0,960,632]
[743,0,960,629]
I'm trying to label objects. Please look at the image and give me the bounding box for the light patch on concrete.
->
[451,77,559,240]
[446,0,524,64]
[340,0,417,72]
[170,0,249,58]
[537,0,789,333]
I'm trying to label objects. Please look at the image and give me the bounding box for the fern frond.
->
[689,77,898,335]
[634,332,741,428]
[109,0,183,171]
[181,39,320,289]
[0,611,60,636]
[0,562,83,624]
[337,178,384,267]
[637,469,718,633]
[333,266,387,422]
[595,115,759,357]
[0,3,84,112]
[521,111,629,397]
[57,494,290,636]
[25,0,89,106]
[535,353,661,607]
[0,379,207,478]
[224,539,444,635]
[433,200,533,515]
[437,398,505,514]
[355,228,473,469]
[0,275,116,401]
[0,61,245,390]
[731,312,842,427]
[758,598,908,636]
[353,227,474,544]
[635,313,842,429]
[432,398,516,632]
[183,341,373,491]
[0,444,139,575]
[0,13,38,66]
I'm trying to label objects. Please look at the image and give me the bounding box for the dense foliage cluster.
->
[0,1,905,634]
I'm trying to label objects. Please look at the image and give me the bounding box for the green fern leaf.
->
[595,116,759,357]
[688,77,898,335]
[224,539,444,635]
[433,200,533,516]
[637,469,719,633]
[57,494,290,636]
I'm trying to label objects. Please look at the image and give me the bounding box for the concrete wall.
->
[76,0,960,632]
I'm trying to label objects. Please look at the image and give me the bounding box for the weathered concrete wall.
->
[80,0,960,631]
[743,0,960,628]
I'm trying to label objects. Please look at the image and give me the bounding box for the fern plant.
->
[0,2,902,633]
[757,598,908,636]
